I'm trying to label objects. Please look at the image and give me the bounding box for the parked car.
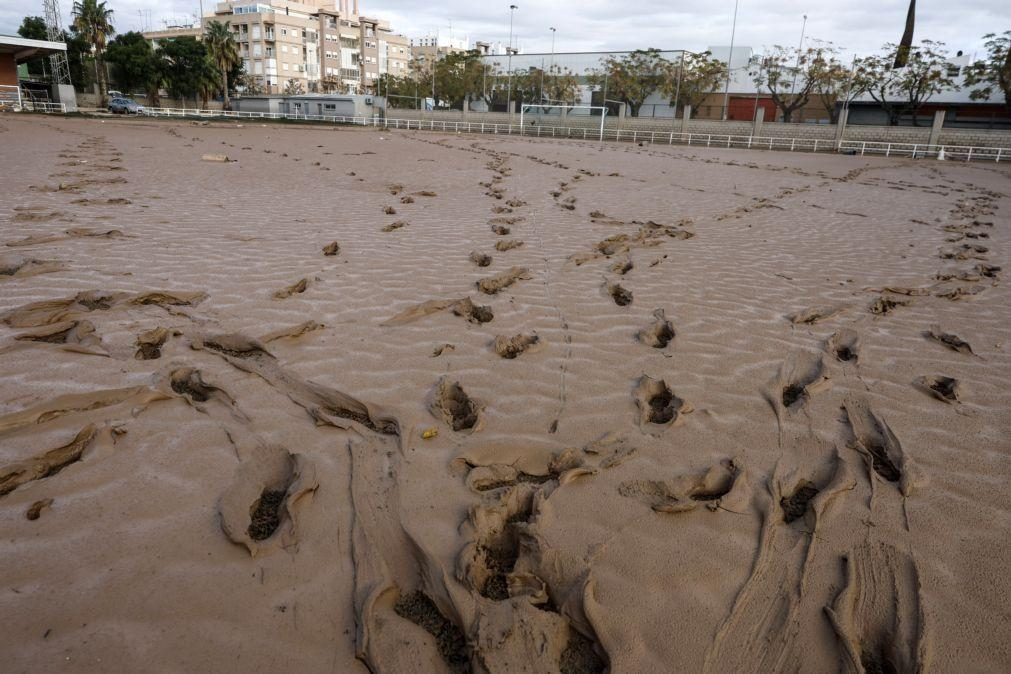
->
[109,97,145,115]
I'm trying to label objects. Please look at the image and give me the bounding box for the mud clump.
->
[382,221,408,232]
[322,241,340,256]
[451,297,494,323]
[273,278,308,299]
[469,251,492,267]
[782,384,805,408]
[26,498,54,521]
[495,239,524,252]
[608,283,633,306]
[394,591,469,669]
[493,334,540,359]
[135,327,171,360]
[638,310,674,348]
[247,489,286,540]
[170,368,216,403]
[431,378,481,432]
[477,267,530,295]
[781,481,820,523]
[490,224,511,236]
[869,296,909,315]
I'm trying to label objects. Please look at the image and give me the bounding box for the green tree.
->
[72,0,115,107]
[158,37,216,107]
[660,51,725,118]
[17,16,50,78]
[541,64,580,105]
[105,32,160,99]
[863,40,956,125]
[378,72,423,107]
[284,78,305,95]
[964,32,1011,108]
[753,44,841,123]
[589,49,670,117]
[205,20,239,110]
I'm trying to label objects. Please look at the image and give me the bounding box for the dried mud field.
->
[1,114,1009,673]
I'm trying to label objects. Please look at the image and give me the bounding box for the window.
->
[324,103,336,111]
[283,63,289,70]
[266,47,274,56]
[282,28,287,35]
[253,44,262,56]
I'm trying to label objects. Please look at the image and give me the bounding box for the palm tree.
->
[204,20,239,110]
[72,0,114,108]
[894,0,916,68]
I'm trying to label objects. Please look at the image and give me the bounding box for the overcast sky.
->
[3,0,1006,59]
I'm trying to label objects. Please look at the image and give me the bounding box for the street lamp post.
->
[506,4,517,116]
[721,0,739,120]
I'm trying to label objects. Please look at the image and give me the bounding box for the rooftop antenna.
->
[42,0,72,85]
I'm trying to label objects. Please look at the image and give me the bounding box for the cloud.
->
[1,0,1004,61]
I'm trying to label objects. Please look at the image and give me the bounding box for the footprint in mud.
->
[768,351,830,411]
[926,327,974,355]
[430,378,482,432]
[495,239,524,252]
[469,251,492,267]
[383,206,397,215]
[637,309,674,348]
[825,542,926,674]
[634,375,692,430]
[869,296,910,315]
[842,398,917,494]
[273,278,309,300]
[490,224,511,236]
[393,591,469,668]
[432,343,455,357]
[789,305,847,325]
[493,333,541,359]
[26,498,54,521]
[135,327,173,360]
[322,241,341,256]
[477,266,530,295]
[780,481,820,523]
[15,320,102,353]
[913,375,961,403]
[607,282,633,306]
[0,425,98,497]
[619,459,744,513]
[169,368,221,403]
[382,220,408,232]
[399,195,414,204]
[826,328,860,363]
[218,445,318,557]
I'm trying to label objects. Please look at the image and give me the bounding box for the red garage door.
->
[728,97,775,121]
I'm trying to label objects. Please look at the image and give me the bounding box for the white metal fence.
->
[0,86,66,113]
[20,104,1010,163]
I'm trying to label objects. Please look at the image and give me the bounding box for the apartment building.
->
[209,1,322,93]
[317,1,409,94]
[409,32,471,76]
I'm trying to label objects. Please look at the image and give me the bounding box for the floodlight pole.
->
[672,49,685,126]
[506,5,517,116]
[790,14,807,95]
[549,27,556,99]
[721,0,739,120]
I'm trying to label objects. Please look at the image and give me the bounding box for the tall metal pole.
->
[721,0,739,120]
[506,5,517,115]
[549,27,556,99]
[789,14,807,94]
[672,49,685,123]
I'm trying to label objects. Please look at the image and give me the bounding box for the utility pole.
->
[721,0,739,120]
[506,5,517,116]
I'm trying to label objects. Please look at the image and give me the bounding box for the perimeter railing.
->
[111,106,1011,163]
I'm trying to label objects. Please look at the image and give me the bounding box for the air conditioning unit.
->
[365,97,373,105]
